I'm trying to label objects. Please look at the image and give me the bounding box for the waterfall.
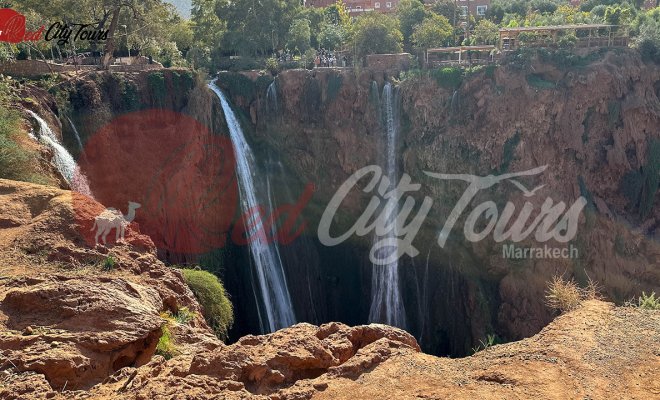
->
[208,81,296,332]
[266,81,278,113]
[26,110,93,197]
[450,90,459,112]
[66,116,84,153]
[368,82,407,329]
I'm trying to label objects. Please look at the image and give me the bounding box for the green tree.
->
[431,0,458,24]
[216,0,301,56]
[350,12,403,58]
[325,0,351,26]
[411,14,452,51]
[16,0,181,68]
[605,5,634,27]
[472,18,499,45]
[287,18,312,54]
[192,0,225,48]
[319,21,346,50]
[397,0,429,49]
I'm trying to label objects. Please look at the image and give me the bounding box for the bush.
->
[636,291,660,310]
[181,269,234,340]
[0,107,32,181]
[147,72,167,107]
[545,275,582,313]
[265,57,281,75]
[102,256,116,271]
[546,274,601,314]
[431,67,463,90]
[557,33,578,49]
[155,323,178,359]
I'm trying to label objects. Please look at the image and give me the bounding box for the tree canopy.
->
[350,12,403,58]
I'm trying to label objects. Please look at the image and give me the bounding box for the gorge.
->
[0,47,658,398]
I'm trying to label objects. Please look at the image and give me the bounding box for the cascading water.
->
[266,81,278,113]
[208,81,296,332]
[26,110,93,197]
[66,116,84,153]
[368,82,407,329]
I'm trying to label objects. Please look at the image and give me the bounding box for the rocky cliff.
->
[7,49,659,358]
[0,180,658,398]
[217,48,660,355]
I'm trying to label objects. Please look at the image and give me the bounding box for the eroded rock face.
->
[223,49,660,351]
[189,322,420,394]
[0,179,219,390]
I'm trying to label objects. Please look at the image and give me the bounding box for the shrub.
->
[545,274,601,314]
[432,67,463,90]
[155,323,178,359]
[558,33,578,49]
[265,57,281,75]
[545,275,582,313]
[147,72,167,107]
[102,256,116,271]
[173,306,196,324]
[181,269,234,340]
[636,292,660,310]
[0,107,32,181]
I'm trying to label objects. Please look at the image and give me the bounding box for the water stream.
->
[208,81,296,332]
[368,82,407,329]
[26,110,93,197]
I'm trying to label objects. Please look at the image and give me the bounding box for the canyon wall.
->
[218,48,660,355]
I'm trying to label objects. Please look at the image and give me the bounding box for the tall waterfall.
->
[208,81,296,332]
[368,82,407,329]
[266,81,278,113]
[66,116,84,153]
[26,110,93,197]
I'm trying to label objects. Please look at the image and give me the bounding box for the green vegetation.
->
[155,305,198,359]
[147,72,167,107]
[173,306,196,324]
[0,78,48,184]
[12,0,660,72]
[351,13,403,59]
[432,67,463,89]
[15,1,193,69]
[181,269,234,340]
[102,256,116,272]
[635,292,660,310]
[155,323,178,360]
[0,106,32,181]
[471,334,498,354]
[411,14,453,51]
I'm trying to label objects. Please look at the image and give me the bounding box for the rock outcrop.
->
[0,179,219,391]
[0,179,658,399]
[219,49,660,354]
